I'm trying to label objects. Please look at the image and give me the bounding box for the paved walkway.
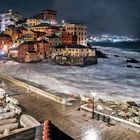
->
[1,78,140,140]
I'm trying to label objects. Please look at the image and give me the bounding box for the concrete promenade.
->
[0,76,140,140]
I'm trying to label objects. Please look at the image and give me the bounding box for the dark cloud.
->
[0,0,140,37]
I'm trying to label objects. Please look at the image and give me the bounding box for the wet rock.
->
[126,58,140,63]
[127,65,133,68]
[96,50,109,58]
[135,66,140,69]
[127,101,139,107]
[120,103,130,110]
[114,55,119,57]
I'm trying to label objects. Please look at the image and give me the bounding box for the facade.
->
[33,10,57,24]
[27,19,41,26]
[0,33,13,55]
[62,31,77,45]
[4,25,22,41]
[18,40,49,62]
[8,47,18,58]
[43,10,57,24]
[14,37,25,47]
[0,9,22,32]
[51,45,96,57]
[29,23,50,32]
[23,30,38,41]
[64,23,87,46]
[46,34,62,47]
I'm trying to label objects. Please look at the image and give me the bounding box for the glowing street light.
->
[61,20,65,24]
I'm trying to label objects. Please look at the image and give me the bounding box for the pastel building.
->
[62,31,77,45]
[46,34,62,47]
[0,33,13,56]
[27,19,41,26]
[18,40,49,62]
[0,9,22,32]
[64,23,87,46]
[4,25,22,41]
[51,45,96,57]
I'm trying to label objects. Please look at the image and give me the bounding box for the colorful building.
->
[43,10,57,24]
[18,40,49,62]
[0,33,13,56]
[27,19,41,26]
[51,45,96,57]
[23,30,38,41]
[64,23,87,46]
[33,10,57,24]
[62,31,77,45]
[29,23,50,32]
[0,9,22,32]
[8,47,18,58]
[4,25,22,41]
[46,34,62,47]
[14,37,25,47]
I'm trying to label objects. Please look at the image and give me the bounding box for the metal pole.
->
[92,97,94,119]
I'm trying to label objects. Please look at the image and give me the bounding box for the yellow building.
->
[27,19,41,26]
[24,30,37,41]
[14,37,25,47]
[64,23,87,46]
[4,26,22,41]
[8,48,18,58]
[29,23,50,32]
[51,45,96,57]
[25,52,41,62]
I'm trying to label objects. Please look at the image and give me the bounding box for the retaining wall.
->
[80,104,140,133]
[0,74,66,104]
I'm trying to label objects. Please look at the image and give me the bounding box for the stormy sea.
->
[0,41,140,103]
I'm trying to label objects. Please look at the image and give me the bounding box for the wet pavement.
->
[1,78,140,140]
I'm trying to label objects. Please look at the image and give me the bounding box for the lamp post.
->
[91,90,96,119]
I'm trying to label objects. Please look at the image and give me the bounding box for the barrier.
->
[80,104,140,133]
[0,74,66,104]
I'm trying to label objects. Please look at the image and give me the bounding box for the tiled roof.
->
[43,120,74,140]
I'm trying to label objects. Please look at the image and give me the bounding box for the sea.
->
[0,41,140,103]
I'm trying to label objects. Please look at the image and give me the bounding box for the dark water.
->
[90,41,140,53]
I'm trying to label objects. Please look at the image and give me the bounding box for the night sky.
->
[0,0,140,38]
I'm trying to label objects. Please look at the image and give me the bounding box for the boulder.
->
[127,65,133,68]
[135,66,140,69]
[96,50,109,58]
[126,58,140,63]
[114,55,119,57]
[127,101,139,107]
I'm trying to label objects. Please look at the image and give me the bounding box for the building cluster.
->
[0,9,97,65]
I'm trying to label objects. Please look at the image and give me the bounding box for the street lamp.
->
[91,90,96,119]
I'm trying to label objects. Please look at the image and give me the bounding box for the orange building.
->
[62,31,77,45]
[18,40,49,62]
[0,33,13,54]
[4,25,22,41]
[43,10,57,24]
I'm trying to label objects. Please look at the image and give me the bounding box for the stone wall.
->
[0,74,66,104]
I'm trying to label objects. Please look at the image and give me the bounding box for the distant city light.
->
[62,20,65,24]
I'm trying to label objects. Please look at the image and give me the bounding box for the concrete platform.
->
[1,78,140,140]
